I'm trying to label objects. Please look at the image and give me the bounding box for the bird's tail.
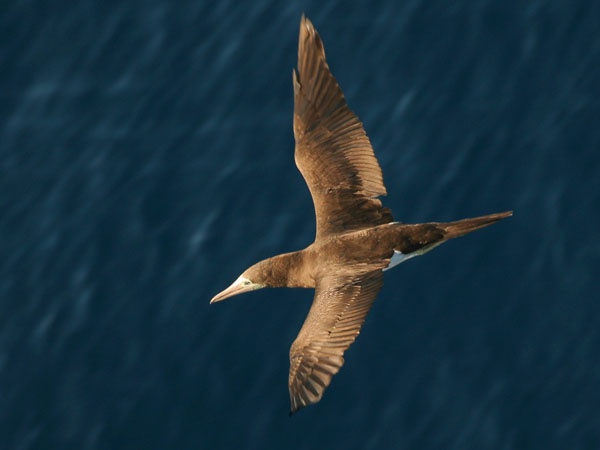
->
[441,211,513,239]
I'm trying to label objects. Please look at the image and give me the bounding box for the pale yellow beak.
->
[210,277,257,304]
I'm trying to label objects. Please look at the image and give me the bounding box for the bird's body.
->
[259,213,511,287]
[211,16,512,414]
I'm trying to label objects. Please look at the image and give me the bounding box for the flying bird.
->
[211,15,512,415]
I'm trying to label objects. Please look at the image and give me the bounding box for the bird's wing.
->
[288,265,384,414]
[293,16,393,240]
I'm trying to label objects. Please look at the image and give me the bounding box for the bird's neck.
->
[262,250,314,289]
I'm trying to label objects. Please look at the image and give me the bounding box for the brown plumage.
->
[211,15,512,415]
[293,17,392,239]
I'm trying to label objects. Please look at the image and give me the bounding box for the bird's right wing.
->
[288,265,384,414]
[293,16,393,239]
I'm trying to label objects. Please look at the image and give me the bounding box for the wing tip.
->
[298,14,324,60]
[300,13,313,34]
[289,394,302,416]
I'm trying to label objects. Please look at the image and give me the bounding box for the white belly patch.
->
[383,241,445,272]
[383,250,417,271]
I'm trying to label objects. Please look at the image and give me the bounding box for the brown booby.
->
[211,15,512,415]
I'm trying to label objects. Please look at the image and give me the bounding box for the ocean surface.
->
[2,0,599,448]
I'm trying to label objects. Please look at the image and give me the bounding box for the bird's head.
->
[210,262,267,304]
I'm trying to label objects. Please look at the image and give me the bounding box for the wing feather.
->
[293,16,393,239]
[288,267,384,414]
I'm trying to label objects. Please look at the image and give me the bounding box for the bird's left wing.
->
[288,265,385,414]
[293,16,393,239]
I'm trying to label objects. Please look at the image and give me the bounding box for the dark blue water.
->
[2,0,599,448]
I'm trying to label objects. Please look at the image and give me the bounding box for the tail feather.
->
[441,211,513,239]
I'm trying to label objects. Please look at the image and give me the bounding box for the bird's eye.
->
[244,280,252,286]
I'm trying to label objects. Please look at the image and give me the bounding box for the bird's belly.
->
[382,241,445,272]
[382,250,416,271]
